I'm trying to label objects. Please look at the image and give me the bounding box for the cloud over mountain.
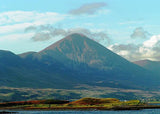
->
[25,25,110,45]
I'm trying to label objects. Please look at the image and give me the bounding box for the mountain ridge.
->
[134,59,160,76]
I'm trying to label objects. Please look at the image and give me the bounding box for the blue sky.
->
[1,0,160,61]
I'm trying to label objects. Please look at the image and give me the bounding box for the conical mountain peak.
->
[66,33,87,39]
[37,33,131,71]
[42,33,92,51]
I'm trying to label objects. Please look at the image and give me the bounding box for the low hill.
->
[68,98,119,105]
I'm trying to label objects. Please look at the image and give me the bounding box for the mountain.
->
[134,59,160,76]
[0,50,34,87]
[0,33,160,90]
[0,50,72,88]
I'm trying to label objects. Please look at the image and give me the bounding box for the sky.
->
[1,0,160,61]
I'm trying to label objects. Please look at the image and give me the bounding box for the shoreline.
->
[1,105,160,111]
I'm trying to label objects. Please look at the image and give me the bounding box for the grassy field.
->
[0,86,160,102]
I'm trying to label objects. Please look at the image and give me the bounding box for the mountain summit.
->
[1,33,160,89]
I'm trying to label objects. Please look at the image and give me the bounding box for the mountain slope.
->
[134,60,160,76]
[0,50,33,86]
[0,50,75,88]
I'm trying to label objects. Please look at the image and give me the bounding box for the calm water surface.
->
[6,109,160,114]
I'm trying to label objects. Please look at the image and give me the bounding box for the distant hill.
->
[0,33,160,90]
[134,60,160,76]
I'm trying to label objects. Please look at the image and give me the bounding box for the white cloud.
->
[0,23,32,34]
[143,35,160,48]
[0,11,65,25]
[0,33,34,42]
[109,35,160,61]
[0,11,66,42]
[0,11,65,35]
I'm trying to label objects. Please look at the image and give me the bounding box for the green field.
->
[0,86,160,102]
